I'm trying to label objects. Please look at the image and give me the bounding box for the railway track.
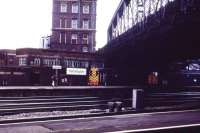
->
[0,89,200,125]
[145,91,200,109]
[0,90,200,116]
[0,95,132,116]
[0,95,132,125]
[0,95,108,115]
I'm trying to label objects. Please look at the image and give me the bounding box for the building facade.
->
[50,0,97,53]
[0,50,16,67]
[0,48,104,86]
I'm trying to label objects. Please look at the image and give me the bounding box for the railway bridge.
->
[101,0,200,86]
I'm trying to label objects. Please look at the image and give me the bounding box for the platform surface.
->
[0,109,200,133]
[0,86,133,90]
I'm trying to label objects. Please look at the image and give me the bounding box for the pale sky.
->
[0,0,120,50]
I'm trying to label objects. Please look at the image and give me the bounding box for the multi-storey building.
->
[50,0,97,53]
[0,0,100,86]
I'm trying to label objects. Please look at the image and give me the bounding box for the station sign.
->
[52,65,62,70]
[66,68,87,76]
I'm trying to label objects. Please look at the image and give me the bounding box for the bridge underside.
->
[103,13,200,86]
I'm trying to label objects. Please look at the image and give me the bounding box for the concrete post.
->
[108,102,115,113]
[132,89,144,110]
[114,101,123,112]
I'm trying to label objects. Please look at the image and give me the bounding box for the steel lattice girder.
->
[108,0,176,41]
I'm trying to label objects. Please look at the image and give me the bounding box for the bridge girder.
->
[107,0,198,42]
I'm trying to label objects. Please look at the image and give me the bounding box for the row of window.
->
[43,59,61,66]
[59,33,88,45]
[60,3,90,14]
[19,57,90,68]
[59,18,89,29]
[63,60,89,68]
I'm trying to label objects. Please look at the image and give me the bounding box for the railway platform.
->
[0,109,200,133]
[0,86,133,97]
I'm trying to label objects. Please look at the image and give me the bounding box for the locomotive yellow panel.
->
[88,67,99,86]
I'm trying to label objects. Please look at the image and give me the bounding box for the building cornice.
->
[52,27,96,32]
[56,0,79,1]
[55,0,96,2]
[16,55,29,58]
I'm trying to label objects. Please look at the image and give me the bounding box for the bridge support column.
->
[132,89,144,110]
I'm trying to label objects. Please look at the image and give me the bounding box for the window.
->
[71,34,77,44]
[72,3,78,13]
[82,34,88,44]
[66,60,73,67]
[83,5,90,14]
[74,61,79,68]
[64,59,69,67]
[60,19,62,28]
[19,58,27,66]
[71,60,75,67]
[65,19,68,28]
[55,58,60,65]
[71,19,78,29]
[34,58,40,66]
[60,3,67,13]
[60,18,68,28]
[43,58,59,67]
[85,62,89,68]
[59,33,65,44]
[59,33,62,43]
[83,20,89,29]
[65,33,67,44]
[80,61,89,68]
[43,59,49,66]
[82,47,88,53]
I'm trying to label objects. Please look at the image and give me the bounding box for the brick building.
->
[50,0,97,52]
[0,48,104,86]
[0,49,16,67]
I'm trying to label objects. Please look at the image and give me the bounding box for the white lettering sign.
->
[66,68,87,76]
[52,65,62,70]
